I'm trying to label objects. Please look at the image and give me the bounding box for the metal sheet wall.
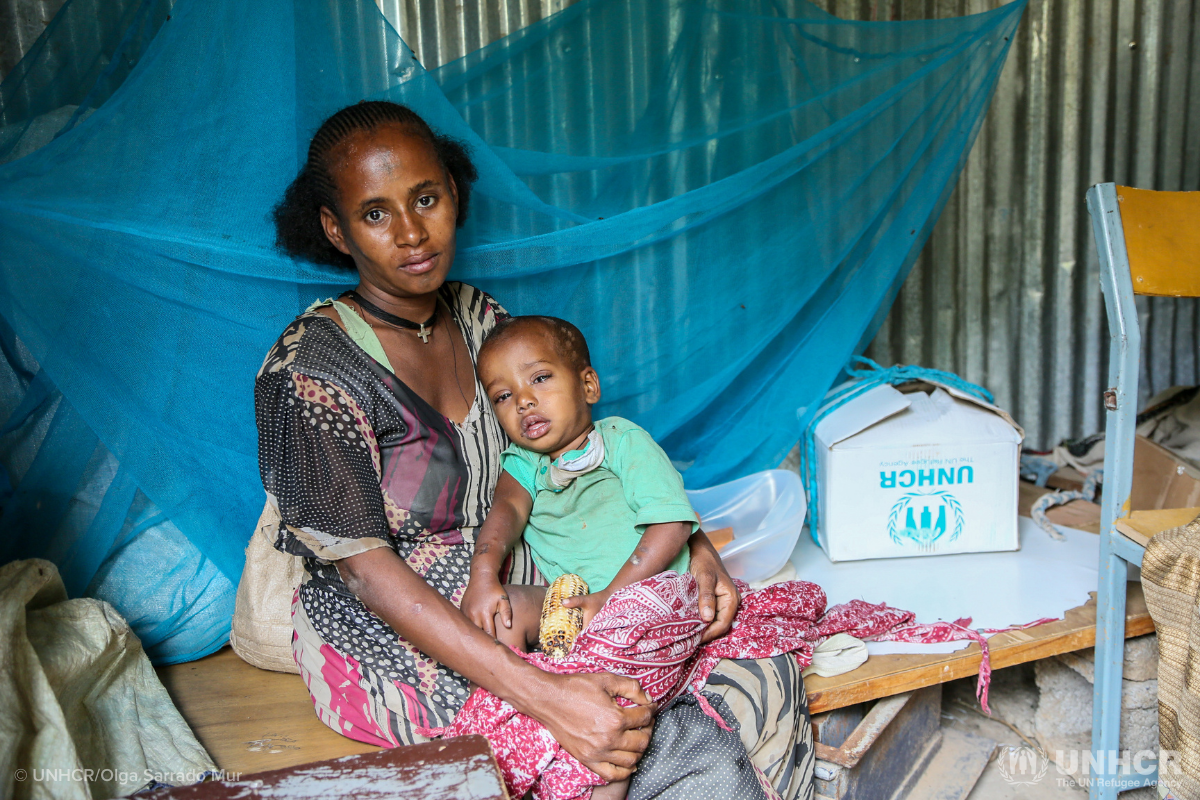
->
[0,0,67,78]
[856,0,1200,451]
[377,0,1200,451]
[5,0,1198,450]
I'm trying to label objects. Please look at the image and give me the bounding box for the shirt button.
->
[540,466,547,474]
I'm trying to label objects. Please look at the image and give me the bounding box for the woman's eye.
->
[417,195,436,208]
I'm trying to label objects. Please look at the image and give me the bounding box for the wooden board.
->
[1017,481,1102,533]
[156,648,380,774]
[1115,507,1200,548]
[1130,437,1200,512]
[805,582,1154,715]
[145,737,508,800]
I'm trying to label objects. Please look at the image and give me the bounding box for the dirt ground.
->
[939,665,1156,800]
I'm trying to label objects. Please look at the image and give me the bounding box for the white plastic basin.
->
[686,469,807,583]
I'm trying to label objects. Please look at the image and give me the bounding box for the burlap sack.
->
[229,499,304,673]
[1,560,215,799]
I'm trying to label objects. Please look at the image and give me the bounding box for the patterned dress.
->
[254,281,812,798]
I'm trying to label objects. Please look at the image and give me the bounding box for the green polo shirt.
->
[501,417,696,592]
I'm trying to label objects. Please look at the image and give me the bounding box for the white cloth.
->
[0,559,215,799]
[547,428,606,488]
[803,633,869,678]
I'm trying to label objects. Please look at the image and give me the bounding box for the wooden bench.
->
[157,480,1152,771]
[806,481,1154,714]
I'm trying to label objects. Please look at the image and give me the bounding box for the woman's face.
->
[320,123,458,299]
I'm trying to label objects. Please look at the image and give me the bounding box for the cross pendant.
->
[417,324,431,344]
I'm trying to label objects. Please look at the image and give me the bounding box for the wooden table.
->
[159,481,1150,767]
[806,581,1153,714]
[805,485,1151,714]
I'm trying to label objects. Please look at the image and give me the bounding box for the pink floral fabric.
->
[431,573,1006,800]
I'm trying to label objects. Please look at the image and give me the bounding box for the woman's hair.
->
[273,101,479,270]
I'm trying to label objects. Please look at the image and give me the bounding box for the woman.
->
[259,101,813,799]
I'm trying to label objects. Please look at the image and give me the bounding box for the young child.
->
[462,315,698,799]
[462,314,698,654]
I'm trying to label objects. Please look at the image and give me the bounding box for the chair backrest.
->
[1114,185,1200,297]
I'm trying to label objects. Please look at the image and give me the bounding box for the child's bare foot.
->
[590,778,628,800]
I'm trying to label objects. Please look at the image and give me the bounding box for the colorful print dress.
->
[255,282,535,743]
[255,281,813,799]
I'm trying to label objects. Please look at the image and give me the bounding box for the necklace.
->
[343,290,437,344]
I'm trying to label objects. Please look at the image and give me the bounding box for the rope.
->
[1029,469,1103,541]
[800,356,995,544]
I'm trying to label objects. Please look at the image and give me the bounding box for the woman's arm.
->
[338,549,655,781]
[687,531,740,643]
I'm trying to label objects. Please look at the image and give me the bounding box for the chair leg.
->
[1090,546,1127,800]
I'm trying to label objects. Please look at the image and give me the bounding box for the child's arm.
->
[563,520,691,627]
[462,472,534,636]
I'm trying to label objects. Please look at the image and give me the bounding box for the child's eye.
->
[365,209,386,223]
[532,373,550,384]
[492,391,511,404]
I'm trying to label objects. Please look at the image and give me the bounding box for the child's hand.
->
[461,575,512,637]
[561,589,612,631]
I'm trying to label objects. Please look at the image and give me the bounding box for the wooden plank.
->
[1017,481,1102,533]
[806,582,1154,715]
[156,647,380,774]
[1130,437,1200,512]
[144,737,508,800]
[1115,507,1200,547]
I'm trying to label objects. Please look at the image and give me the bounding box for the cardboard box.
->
[813,380,1024,562]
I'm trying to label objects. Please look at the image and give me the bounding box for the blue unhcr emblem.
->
[886,490,965,548]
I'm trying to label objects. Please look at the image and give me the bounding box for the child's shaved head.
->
[481,316,592,373]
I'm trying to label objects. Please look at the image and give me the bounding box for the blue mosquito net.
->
[0,0,1024,663]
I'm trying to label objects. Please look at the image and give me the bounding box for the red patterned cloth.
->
[428,573,1003,800]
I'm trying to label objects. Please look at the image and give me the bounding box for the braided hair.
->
[273,101,478,270]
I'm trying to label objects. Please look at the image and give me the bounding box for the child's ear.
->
[581,367,601,404]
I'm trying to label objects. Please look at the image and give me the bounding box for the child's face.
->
[479,330,600,460]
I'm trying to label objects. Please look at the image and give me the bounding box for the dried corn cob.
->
[539,573,589,660]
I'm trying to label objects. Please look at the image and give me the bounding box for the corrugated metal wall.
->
[375,0,1200,451]
[858,0,1200,451]
[0,0,66,78]
[5,0,1198,450]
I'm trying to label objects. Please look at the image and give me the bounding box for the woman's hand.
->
[687,531,740,643]
[339,548,654,781]
[534,672,657,782]
[460,575,512,637]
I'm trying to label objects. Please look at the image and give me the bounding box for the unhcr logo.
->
[886,490,964,548]
[996,745,1050,786]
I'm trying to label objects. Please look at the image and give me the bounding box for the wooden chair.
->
[1086,183,1200,799]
